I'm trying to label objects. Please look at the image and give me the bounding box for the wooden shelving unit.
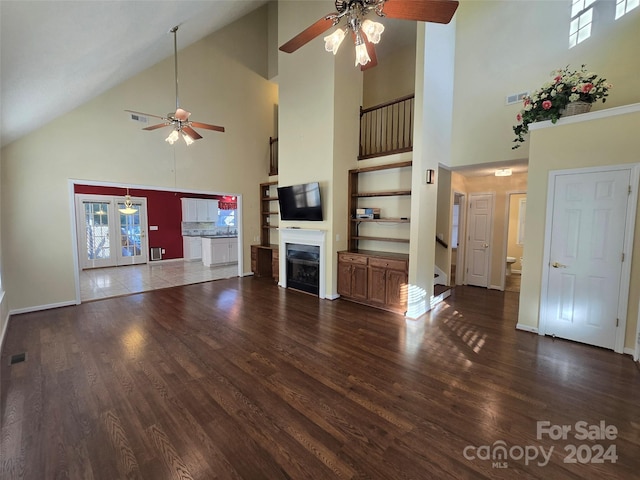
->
[260,181,279,247]
[347,160,412,251]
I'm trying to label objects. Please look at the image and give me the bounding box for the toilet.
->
[506,256,516,276]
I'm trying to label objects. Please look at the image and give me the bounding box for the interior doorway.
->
[451,192,466,285]
[465,192,494,287]
[504,192,526,293]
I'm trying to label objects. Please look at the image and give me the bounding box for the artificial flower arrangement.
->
[512,65,612,149]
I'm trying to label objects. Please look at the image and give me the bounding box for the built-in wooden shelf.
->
[351,218,410,223]
[352,190,411,197]
[352,236,410,243]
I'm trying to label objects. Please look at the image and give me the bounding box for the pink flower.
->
[542,100,552,110]
[582,83,594,93]
[516,113,522,122]
[523,98,531,106]
[554,75,562,83]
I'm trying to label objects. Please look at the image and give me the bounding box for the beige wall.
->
[519,108,640,351]
[451,1,640,167]
[1,7,277,311]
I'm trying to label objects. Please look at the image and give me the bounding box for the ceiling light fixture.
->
[118,188,138,215]
[321,1,386,67]
[495,168,513,177]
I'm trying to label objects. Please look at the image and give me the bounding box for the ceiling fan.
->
[279,0,459,69]
[126,26,224,146]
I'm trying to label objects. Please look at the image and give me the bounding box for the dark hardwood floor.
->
[1,278,639,479]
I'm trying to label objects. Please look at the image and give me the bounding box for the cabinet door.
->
[208,200,219,223]
[386,269,408,311]
[351,264,368,300]
[212,241,228,264]
[368,266,387,304]
[191,237,202,259]
[228,240,238,262]
[196,199,208,221]
[181,199,198,222]
[337,262,353,297]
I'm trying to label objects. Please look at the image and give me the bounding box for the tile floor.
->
[80,260,239,302]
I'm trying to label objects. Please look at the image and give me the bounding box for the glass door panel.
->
[78,200,117,269]
[116,198,148,265]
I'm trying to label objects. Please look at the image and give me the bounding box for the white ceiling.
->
[0,0,269,147]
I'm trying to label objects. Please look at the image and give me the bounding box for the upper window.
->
[615,0,639,19]
[569,0,597,48]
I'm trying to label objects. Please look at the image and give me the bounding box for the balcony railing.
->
[359,94,414,160]
[269,136,278,176]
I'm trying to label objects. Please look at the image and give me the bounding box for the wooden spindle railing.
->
[359,94,414,160]
[269,136,278,176]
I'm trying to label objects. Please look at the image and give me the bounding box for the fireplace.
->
[279,228,326,298]
[286,244,320,295]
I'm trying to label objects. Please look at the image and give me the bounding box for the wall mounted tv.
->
[277,182,323,221]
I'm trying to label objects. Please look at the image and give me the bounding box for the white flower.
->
[569,93,580,102]
[524,104,533,111]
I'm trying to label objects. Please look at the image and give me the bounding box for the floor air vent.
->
[9,352,26,365]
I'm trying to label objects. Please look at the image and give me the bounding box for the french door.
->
[76,194,148,269]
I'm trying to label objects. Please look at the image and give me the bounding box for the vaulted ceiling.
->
[0,0,269,147]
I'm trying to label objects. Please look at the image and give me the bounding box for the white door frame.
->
[501,190,527,291]
[452,191,466,285]
[538,163,639,354]
[68,179,245,305]
[464,192,495,287]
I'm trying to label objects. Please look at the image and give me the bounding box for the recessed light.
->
[495,168,512,177]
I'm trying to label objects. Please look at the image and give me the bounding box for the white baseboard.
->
[623,347,636,357]
[516,323,539,334]
[10,300,77,316]
[326,293,340,300]
[489,284,503,291]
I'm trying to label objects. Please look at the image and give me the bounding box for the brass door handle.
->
[551,262,567,268]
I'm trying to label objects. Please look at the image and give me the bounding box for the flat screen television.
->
[277,182,323,221]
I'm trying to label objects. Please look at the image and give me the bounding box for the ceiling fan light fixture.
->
[118,189,139,215]
[165,129,180,145]
[324,28,347,54]
[354,33,371,66]
[361,19,384,44]
[182,132,195,145]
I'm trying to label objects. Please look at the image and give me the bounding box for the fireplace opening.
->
[286,243,320,295]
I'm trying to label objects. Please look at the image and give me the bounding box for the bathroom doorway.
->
[505,192,526,292]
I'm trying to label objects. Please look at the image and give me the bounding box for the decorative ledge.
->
[529,103,640,131]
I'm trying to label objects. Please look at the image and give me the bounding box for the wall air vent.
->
[150,247,162,261]
[129,113,148,124]
[506,91,529,105]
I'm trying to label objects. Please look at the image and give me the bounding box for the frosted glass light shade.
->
[354,42,371,66]
[361,19,384,44]
[324,28,346,54]
[165,129,179,145]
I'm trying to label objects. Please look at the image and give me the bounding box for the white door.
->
[466,193,494,287]
[544,169,630,349]
[115,197,148,265]
[77,197,117,269]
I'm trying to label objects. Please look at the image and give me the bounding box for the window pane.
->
[577,22,592,43]
[570,18,579,35]
[579,8,593,28]
[616,1,626,18]
[571,0,583,17]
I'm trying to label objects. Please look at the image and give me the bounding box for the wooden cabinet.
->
[337,250,408,313]
[251,244,279,282]
[337,253,368,301]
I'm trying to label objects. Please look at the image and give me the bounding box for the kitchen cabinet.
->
[202,237,238,266]
[337,250,408,314]
[181,198,219,222]
[183,236,202,261]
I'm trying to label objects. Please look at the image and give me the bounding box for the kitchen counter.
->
[202,236,239,266]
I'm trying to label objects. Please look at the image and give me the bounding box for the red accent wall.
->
[74,185,225,260]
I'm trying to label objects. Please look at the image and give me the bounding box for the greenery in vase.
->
[512,65,612,149]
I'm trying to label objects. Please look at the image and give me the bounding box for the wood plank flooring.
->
[1,279,639,479]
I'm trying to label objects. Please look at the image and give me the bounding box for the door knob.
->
[483,243,489,248]
[551,261,567,268]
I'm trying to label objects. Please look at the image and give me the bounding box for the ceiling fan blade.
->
[182,126,202,140]
[360,37,378,71]
[175,108,191,121]
[279,15,337,53]
[191,121,225,133]
[381,0,459,24]
[143,123,170,131]
[124,109,168,120]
